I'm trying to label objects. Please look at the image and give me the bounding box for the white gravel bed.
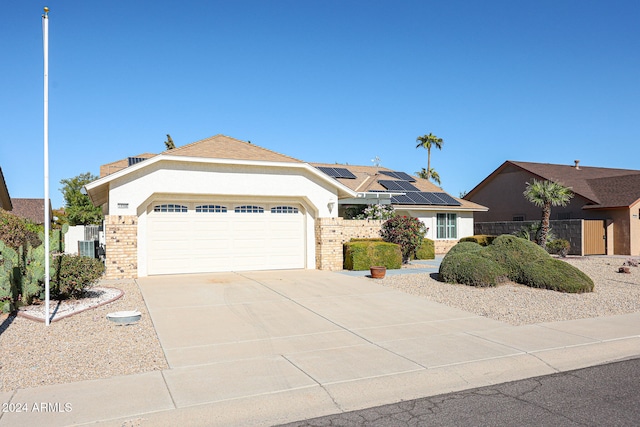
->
[375,256,640,326]
[0,280,168,392]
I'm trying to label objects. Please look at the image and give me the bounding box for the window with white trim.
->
[271,206,299,214]
[154,204,187,213]
[234,205,264,213]
[436,213,457,239]
[196,205,227,213]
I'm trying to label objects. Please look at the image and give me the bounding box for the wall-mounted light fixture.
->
[327,201,335,213]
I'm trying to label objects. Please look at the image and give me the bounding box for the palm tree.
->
[415,133,444,180]
[523,179,574,248]
[416,168,441,185]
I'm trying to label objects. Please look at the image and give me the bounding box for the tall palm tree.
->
[523,179,574,248]
[415,133,444,180]
[416,167,441,185]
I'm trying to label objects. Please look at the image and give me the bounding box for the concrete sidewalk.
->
[1,269,639,427]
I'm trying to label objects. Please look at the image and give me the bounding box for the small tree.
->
[523,179,573,248]
[416,133,444,181]
[164,134,175,150]
[355,204,396,220]
[416,167,441,185]
[59,173,103,226]
[381,216,427,263]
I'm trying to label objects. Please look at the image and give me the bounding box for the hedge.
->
[459,235,497,246]
[413,238,435,260]
[344,241,402,271]
[439,252,507,287]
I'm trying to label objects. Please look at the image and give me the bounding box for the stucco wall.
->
[468,165,588,222]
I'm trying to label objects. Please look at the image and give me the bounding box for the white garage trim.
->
[146,199,306,275]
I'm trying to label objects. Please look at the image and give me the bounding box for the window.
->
[154,204,187,213]
[271,206,299,214]
[436,213,457,239]
[513,215,525,221]
[234,205,264,213]
[196,205,227,213]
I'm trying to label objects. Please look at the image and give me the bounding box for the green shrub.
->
[445,241,483,257]
[350,238,384,242]
[50,255,105,299]
[520,258,594,293]
[413,238,435,260]
[439,252,507,287]
[381,216,427,263]
[459,235,497,246]
[482,235,548,282]
[439,234,594,293]
[0,210,41,250]
[547,239,570,257]
[344,241,402,271]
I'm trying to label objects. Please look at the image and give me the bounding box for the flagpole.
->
[42,6,50,326]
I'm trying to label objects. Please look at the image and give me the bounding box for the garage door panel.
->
[148,203,305,275]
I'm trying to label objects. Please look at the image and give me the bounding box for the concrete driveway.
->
[130,269,640,426]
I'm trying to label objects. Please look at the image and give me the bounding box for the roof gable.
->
[164,134,303,163]
[0,167,11,211]
[466,160,640,209]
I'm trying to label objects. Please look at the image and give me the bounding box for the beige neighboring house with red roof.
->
[10,198,53,225]
[86,134,487,279]
[465,160,640,256]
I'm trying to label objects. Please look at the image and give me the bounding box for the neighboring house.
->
[86,135,486,279]
[464,160,640,256]
[11,198,53,225]
[0,167,12,211]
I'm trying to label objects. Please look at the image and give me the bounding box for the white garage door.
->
[147,202,305,275]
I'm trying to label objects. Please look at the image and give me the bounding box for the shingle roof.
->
[310,163,486,210]
[11,198,53,224]
[164,134,302,163]
[471,161,640,209]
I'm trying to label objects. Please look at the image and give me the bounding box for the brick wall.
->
[104,215,138,279]
[315,218,383,270]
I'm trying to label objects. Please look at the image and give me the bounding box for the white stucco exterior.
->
[395,208,475,241]
[87,156,353,277]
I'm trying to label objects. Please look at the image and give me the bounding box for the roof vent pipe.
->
[574,160,580,170]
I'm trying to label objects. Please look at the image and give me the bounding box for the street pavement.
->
[279,356,640,426]
[0,269,639,426]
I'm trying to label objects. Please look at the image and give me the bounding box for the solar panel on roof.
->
[317,166,356,179]
[432,192,461,205]
[379,170,416,182]
[378,180,420,192]
[388,191,461,206]
[128,157,147,166]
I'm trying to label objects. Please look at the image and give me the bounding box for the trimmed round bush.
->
[50,255,105,299]
[520,258,594,293]
[439,252,507,287]
[413,238,435,260]
[482,235,548,282]
[445,241,483,257]
[459,235,497,246]
[343,241,402,271]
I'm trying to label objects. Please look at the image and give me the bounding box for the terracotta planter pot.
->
[370,266,386,279]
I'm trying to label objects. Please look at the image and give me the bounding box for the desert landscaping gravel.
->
[0,256,638,392]
[0,280,168,392]
[377,256,640,326]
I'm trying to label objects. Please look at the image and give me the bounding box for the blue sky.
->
[2,0,639,209]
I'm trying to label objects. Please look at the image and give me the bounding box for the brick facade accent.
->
[104,215,138,279]
[315,218,384,270]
